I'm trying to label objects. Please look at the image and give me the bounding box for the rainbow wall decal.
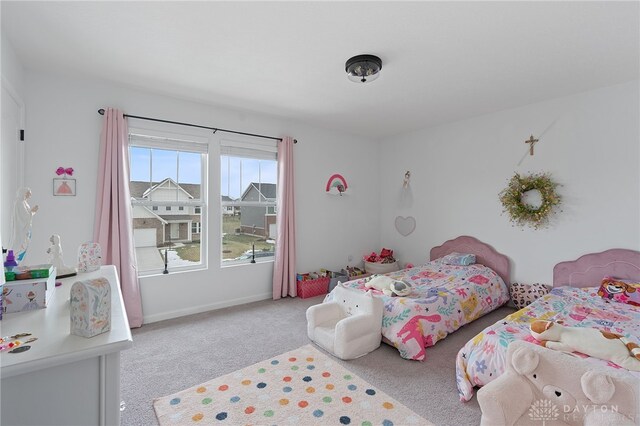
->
[326,173,348,194]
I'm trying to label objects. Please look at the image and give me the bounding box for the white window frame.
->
[220,138,278,266]
[192,222,201,234]
[129,126,209,276]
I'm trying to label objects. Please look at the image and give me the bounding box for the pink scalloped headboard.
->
[553,249,640,288]
[430,235,510,285]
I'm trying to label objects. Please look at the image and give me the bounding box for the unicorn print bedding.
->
[324,259,509,361]
[455,286,640,402]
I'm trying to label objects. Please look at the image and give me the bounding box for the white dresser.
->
[1,266,133,426]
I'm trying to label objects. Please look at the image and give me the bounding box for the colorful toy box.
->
[296,271,330,299]
[1,268,57,314]
[70,277,111,338]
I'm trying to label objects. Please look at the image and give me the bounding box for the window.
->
[220,139,278,265]
[192,222,201,234]
[129,129,208,275]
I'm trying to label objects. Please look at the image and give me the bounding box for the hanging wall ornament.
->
[499,172,561,230]
[326,174,348,196]
[394,216,416,236]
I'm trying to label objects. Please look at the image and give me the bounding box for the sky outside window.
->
[130,147,202,185]
[221,156,276,199]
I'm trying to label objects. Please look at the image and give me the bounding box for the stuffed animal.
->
[530,320,640,371]
[364,274,412,297]
[478,340,638,426]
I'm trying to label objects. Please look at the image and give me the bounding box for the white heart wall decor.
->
[394,216,416,236]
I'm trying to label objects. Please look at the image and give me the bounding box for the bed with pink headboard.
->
[324,235,512,361]
[455,248,640,402]
[430,235,511,285]
[553,248,640,288]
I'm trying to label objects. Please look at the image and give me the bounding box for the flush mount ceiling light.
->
[345,54,382,83]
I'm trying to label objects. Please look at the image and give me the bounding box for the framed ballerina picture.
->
[53,178,76,196]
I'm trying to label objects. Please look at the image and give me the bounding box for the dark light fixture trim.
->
[345,54,382,83]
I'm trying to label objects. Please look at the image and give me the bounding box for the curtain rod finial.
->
[98,108,105,115]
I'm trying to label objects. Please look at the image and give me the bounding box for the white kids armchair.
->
[306,285,383,360]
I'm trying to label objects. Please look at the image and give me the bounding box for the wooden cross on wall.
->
[525,134,539,156]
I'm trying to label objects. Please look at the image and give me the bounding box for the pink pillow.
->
[598,276,640,307]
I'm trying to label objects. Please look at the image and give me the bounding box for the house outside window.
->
[128,129,208,275]
[220,138,277,265]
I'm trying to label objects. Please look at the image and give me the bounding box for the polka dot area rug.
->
[153,344,432,425]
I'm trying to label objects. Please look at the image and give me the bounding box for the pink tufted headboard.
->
[552,248,640,288]
[430,235,510,285]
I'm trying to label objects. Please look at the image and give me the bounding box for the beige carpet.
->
[122,295,515,425]
[154,344,432,425]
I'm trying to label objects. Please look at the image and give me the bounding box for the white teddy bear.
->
[364,274,412,297]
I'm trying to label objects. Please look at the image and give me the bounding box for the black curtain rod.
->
[97,109,297,144]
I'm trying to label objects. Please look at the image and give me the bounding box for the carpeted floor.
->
[121,295,515,426]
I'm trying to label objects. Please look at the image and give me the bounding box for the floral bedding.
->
[455,286,640,402]
[324,259,509,361]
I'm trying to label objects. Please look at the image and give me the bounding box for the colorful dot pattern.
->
[154,344,429,425]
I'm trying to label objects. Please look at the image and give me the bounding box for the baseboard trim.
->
[143,292,273,324]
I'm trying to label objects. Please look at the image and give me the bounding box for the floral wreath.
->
[499,172,561,229]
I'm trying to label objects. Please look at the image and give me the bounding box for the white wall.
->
[1,32,25,96]
[379,80,640,285]
[22,70,380,323]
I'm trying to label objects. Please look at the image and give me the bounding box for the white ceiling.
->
[2,1,638,139]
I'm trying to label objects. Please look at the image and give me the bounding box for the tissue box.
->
[1,270,57,315]
[70,278,111,338]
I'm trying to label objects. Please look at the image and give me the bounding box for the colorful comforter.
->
[324,260,509,361]
[456,286,640,402]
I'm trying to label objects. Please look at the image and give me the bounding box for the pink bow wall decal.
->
[56,167,74,176]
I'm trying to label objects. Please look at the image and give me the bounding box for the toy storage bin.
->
[296,275,330,299]
[328,271,349,292]
[364,261,399,274]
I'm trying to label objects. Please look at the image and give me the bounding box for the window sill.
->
[220,259,274,269]
[137,264,208,278]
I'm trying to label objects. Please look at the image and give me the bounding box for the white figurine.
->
[9,187,39,262]
[47,234,77,277]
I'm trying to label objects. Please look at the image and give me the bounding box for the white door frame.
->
[1,75,25,249]
[1,75,25,189]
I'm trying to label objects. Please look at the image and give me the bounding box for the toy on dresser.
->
[70,278,111,338]
[77,242,102,273]
[47,234,77,278]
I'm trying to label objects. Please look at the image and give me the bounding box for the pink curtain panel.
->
[272,136,297,299]
[94,108,143,327]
